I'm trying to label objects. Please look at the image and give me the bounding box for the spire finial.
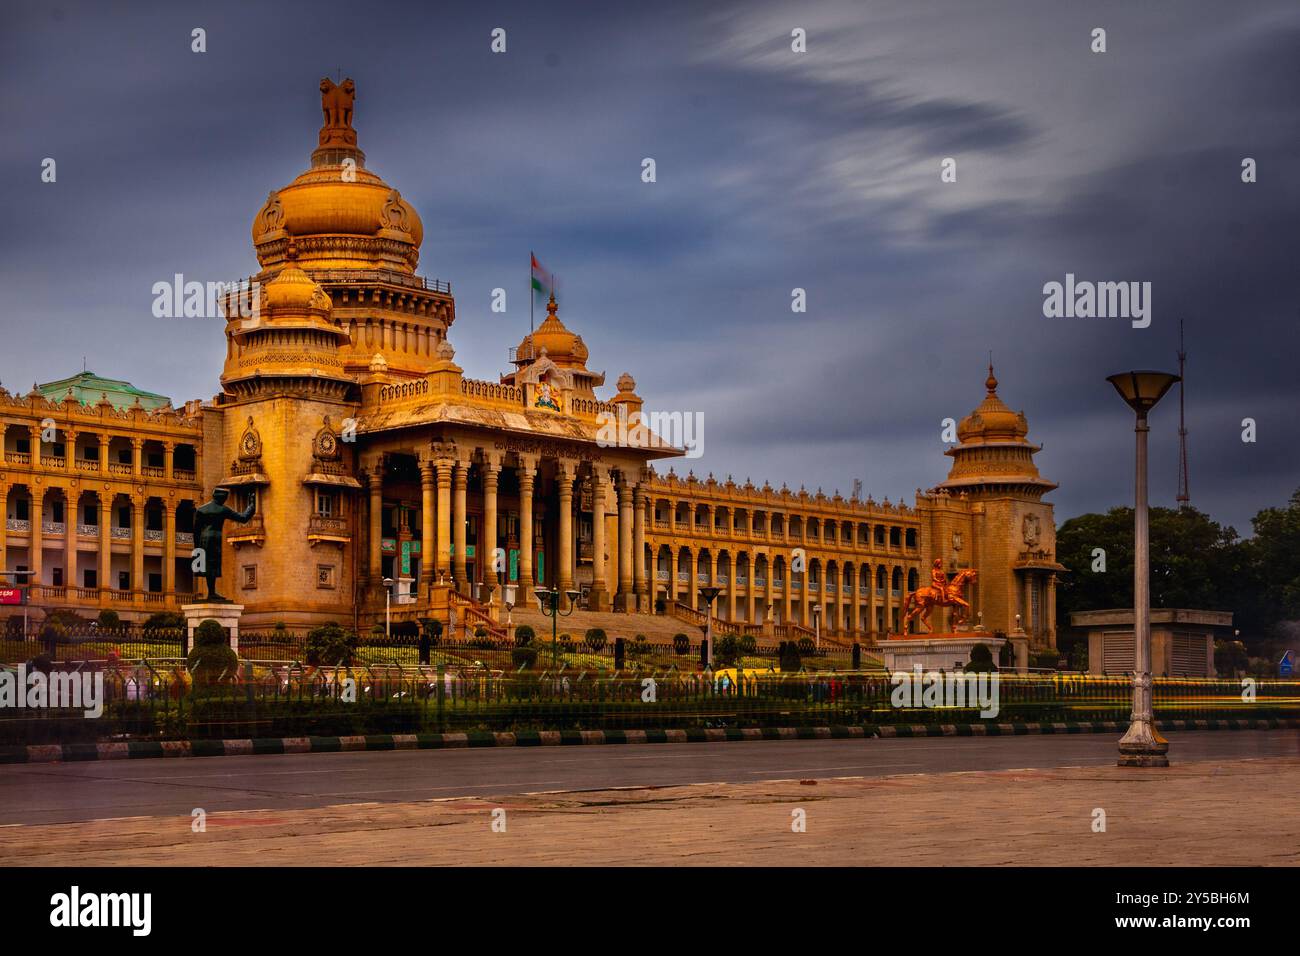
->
[985,357,998,394]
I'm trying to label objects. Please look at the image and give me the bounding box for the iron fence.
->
[1,663,1296,746]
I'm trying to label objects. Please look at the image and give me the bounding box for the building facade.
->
[0,81,1060,649]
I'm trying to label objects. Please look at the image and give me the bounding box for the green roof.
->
[36,371,173,411]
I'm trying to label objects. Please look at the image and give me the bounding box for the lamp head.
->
[699,585,721,604]
[1106,370,1180,416]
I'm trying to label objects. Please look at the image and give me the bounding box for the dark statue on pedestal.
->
[192,487,255,603]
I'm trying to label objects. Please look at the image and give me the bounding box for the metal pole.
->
[1118,411,1169,767]
[705,606,713,667]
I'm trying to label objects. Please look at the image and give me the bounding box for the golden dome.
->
[251,79,423,273]
[515,296,589,367]
[956,364,1029,443]
[261,263,332,316]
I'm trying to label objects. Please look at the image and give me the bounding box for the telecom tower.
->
[1176,320,1190,508]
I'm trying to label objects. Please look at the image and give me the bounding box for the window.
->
[118,571,131,590]
[52,502,64,523]
[52,442,66,458]
[83,504,98,526]
[148,572,162,593]
[15,498,29,521]
[83,569,97,589]
[117,448,131,465]
[84,444,99,461]
[52,567,63,587]
[118,506,130,527]
[316,492,334,517]
[16,437,30,455]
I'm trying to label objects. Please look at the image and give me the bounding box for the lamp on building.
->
[699,585,722,667]
[382,577,395,641]
[1106,369,1179,768]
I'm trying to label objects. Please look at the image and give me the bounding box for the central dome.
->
[250,78,424,273]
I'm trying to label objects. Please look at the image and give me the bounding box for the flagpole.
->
[530,250,535,333]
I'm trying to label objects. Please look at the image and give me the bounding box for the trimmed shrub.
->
[142,611,184,632]
[96,609,122,630]
[514,624,535,646]
[187,619,238,682]
[796,637,816,656]
[585,628,607,652]
[738,634,757,654]
[672,633,690,655]
[779,641,803,672]
[420,618,443,646]
[715,634,741,667]
[305,622,358,666]
[511,645,539,670]
[965,642,997,673]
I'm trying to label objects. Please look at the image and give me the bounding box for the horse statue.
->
[900,568,978,633]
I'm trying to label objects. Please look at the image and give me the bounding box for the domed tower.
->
[213,78,453,626]
[503,295,605,397]
[919,366,1063,652]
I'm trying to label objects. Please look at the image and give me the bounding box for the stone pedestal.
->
[879,632,1008,673]
[1008,631,1031,673]
[182,603,245,653]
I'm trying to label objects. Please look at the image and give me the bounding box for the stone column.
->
[885,567,896,634]
[781,557,792,626]
[687,547,697,609]
[849,565,861,636]
[452,456,469,594]
[632,479,647,611]
[0,483,7,576]
[588,465,609,611]
[163,498,176,596]
[726,552,737,622]
[763,555,774,625]
[746,552,756,624]
[616,474,633,611]
[131,492,145,600]
[63,489,76,591]
[163,441,175,481]
[1047,572,1058,648]
[64,429,77,474]
[435,455,453,584]
[30,487,44,584]
[98,432,110,475]
[1023,573,1034,641]
[368,462,384,586]
[419,460,435,595]
[28,424,42,470]
[666,547,676,605]
[131,437,144,478]
[867,565,878,637]
[556,460,575,594]
[481,454,501,602]
[98,492,112,595]
[516,455,536,604]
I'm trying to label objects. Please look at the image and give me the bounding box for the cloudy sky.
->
[2,0,1297,533]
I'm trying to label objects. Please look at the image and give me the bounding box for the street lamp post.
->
[1107,370,1180,768]
[534,586,579,670]
[383,577,395,641]
[812,604,822,650]
[699,586,721,667]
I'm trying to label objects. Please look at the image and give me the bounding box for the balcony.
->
[141,465,165,479]
[42,522,65,535]
[111,527,131,540]
[4,452,30,465]
[176,532,194,547]
[307,515,349,544]
[144,529,165,544]
[108,463,132,476]
[6,518,30,532]
[77,459,99,472]
[174,469,196,482]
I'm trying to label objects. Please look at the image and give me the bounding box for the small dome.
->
[515,296,588,367]
[261,264,332,316]
[956,364,1029,443]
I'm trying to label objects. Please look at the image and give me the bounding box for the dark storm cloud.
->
[0,0,1296,533]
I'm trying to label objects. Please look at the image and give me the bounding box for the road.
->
[1,730,1295,827]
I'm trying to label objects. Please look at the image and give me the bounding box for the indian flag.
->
[531,252,552,301]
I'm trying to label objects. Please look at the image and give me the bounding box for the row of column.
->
[653,547,900,633]
[1,423,187,479]
[365,451,650,610]
[0,486,182,596]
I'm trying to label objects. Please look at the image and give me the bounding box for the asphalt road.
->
[0,730,1296,827]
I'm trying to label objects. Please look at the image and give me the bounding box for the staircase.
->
[508,606,691,645]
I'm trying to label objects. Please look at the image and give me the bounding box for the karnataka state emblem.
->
[535,382,560,412]
[1022,514,1041,547]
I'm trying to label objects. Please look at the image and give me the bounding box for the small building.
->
[1070,609,1234,678]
